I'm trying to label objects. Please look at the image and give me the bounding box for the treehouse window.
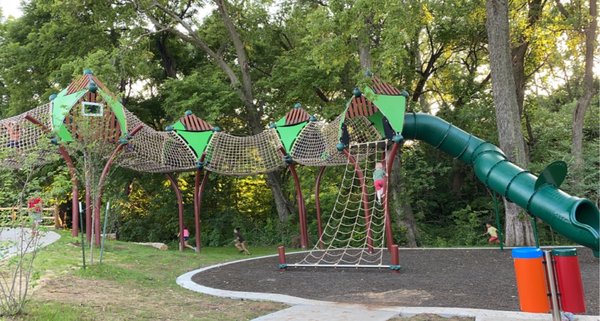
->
[81,102,104,117]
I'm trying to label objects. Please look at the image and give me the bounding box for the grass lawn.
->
[1,229,285,321]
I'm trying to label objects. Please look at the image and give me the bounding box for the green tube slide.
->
[401,113,599,256]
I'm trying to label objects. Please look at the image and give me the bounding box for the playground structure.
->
[0,70,598,264]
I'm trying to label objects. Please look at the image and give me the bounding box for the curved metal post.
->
[24,115,80,236]
[193,153,208,253]
[93,125,143,246]
[384,143,400,251]
[278,147,308,249]
[314,166,326,249]
[196,171,209,252]
[289,164,308,248]
[166,173,185,252]
[342,149,373,253]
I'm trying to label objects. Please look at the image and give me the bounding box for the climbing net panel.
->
[0,103,54,170]
[204,129,285,176]
[291,115,347,166]
[116,110,198,173]
[291,140,391,268]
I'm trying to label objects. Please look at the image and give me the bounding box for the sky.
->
[0,1,23,20]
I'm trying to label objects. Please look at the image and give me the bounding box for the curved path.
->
[178,248,599,321]
[0,227,61,260]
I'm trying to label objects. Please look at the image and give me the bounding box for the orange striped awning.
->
[370,76,402,96]
[180,114,213,132]
[284,108,311,126]
[345,96,379,119]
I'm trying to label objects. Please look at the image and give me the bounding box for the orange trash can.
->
[512,247,550,313]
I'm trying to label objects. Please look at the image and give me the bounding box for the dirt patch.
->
[31,276,284,320]
[193,248,599,314]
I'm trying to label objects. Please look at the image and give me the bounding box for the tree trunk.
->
[571,0,597,171]
[155,34,177,78]
[389,152,419,247]
[485,0,533,246]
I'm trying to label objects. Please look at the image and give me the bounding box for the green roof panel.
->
[51,88,87,131]
[98,89,128,134]
[175,130,213,158]
[364,87,406,133]
[276,122,307,152]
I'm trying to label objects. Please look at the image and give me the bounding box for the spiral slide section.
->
[401,113,599,256]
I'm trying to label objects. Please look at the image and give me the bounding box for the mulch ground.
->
[192,247,599,315]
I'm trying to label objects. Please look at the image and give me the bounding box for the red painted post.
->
[166,173,185,252]
[93,125,143,246]
[278,147,308,249]
[390,244,400,273]
[278,245,287,270]
[24,115,80,236]
[196,171,210,252]
[289,164,308,249]
[193,154,208,253]
[314,166,326,249]
[384,143,400,251]
[342,149,373,253]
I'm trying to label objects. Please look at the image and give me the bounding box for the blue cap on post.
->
[83,69,93,75]
[294,102,302,109]
[353,88,362,97]
[49,94,57,101]
[185,110,193,116]
[511,247,543,259]
[88,81,98,93]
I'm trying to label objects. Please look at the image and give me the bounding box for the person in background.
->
[483,222,500,244]
[233,227,250,255]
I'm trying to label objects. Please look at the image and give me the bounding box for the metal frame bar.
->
[166,173,185,252]
[93,125,143,245]
[384,142,400,251]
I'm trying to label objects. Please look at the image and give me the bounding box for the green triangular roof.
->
[276,122,308,152]
[364,86,406,133]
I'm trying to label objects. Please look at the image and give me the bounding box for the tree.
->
[557,0,597,171]
[135,0,295,223]
[485,0,534,246]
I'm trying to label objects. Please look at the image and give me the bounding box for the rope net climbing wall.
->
[0,103,54,169]
[291,140,391,268]
[292,115,383,167]
[116,110,198,173]
[204,129,285,176]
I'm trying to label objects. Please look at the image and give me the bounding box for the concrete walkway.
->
[0,227,61,260]
[177,253,600,321]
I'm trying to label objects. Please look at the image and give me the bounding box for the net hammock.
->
[290,140,392,268]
